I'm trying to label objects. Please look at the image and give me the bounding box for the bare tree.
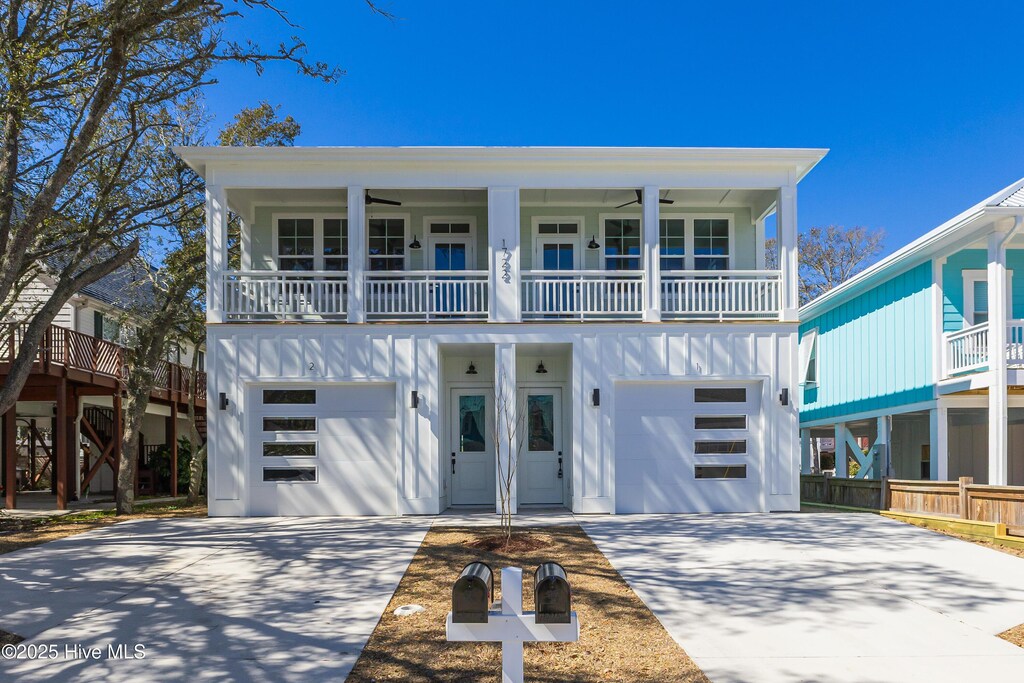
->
[766,225,885,304]
[492,368,525,544]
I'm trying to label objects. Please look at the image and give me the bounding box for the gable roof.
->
[800,177,1024,321]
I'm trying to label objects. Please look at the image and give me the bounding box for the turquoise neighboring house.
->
[799,179,1024,486]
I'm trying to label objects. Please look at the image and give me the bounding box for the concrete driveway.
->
[0,516,429,682]
[582,513,1024,683]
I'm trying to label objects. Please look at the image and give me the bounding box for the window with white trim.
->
[368,217,406,271]
[693,218,730,270]
[963,270,1013,327]
[603,218,641,270]
[660,218,685,271]
[323,218,348,271]
[799,329,818,385]
[277,218,315,270]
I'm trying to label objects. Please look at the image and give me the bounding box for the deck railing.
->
[364,271,488,321]
[661,270,782,320]
[943,319,1024,377]
[521,270,644,321]
[222,271,348,321]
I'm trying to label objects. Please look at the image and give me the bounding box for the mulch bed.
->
[0,502,207,555]
[347,525,708,683]
[1000,624,1024,648]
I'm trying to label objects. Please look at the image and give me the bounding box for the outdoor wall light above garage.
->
[536,361,547,374]
[779,388,789,406]
[466,362,478,375]
[411,390,419,408]
[219,392,229,410]
[591,388,600,406]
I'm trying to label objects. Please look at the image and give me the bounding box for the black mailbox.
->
[534,562,572,624]
[452,561,494,623]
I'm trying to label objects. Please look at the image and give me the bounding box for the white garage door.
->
[614,381,762,513]
[249,384,397,516]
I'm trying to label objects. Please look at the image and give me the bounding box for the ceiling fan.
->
[615,189,674,209]
[365,190,402,206]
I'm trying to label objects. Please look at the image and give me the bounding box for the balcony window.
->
[277,218,315,271]
[693,218,730,271]
[660,218,686,271]
[368,217,406,271]
[604,218,641,270]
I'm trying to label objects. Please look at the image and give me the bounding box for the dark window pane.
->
[459,395,486,452]
[538,223,559,234]
[263,467,317,482]
[694,388,746,403]
[558,223,578,234]
[263,417,316,432]
[295,219,314,236]
[450,223,471,234]
[263,442,317,457]
[263,389,316,405]
[694,440,747,454]
[527,394,555,451]
[661,257,685,270]
[695,416,747,430]
[695,465,747,479]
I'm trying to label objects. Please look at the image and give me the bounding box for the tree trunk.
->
[116,385,150,515]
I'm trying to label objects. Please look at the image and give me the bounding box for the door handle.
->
[558,451,563,479]
[451,452,456,474]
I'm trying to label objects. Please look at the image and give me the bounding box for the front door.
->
[518,389,564,505]
[451,389,495,505]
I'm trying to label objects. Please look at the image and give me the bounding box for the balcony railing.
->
[521,270,644,321]
[222,271,348,321]
[661,270,782,320]
[944,320,1024,377]
[365,271,488,321]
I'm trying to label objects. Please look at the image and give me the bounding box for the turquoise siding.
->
[800,261,934,423]
[941,248,1024,332]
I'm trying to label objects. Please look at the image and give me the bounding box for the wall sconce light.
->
[779,388,789,406]
[411,390,419,408]
[536,361,548,374]
[219,392,230,410]
[587,236,601,249]
[409,235,422,250]
[466,362,478,375]
[592,388,600,406]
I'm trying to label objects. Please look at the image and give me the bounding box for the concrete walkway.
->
[0,517,429,682]
[581,513,1024,683]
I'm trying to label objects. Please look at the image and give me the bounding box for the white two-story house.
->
[175,146,824,516]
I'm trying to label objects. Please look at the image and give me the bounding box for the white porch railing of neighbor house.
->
[945,322,989,375]
[221,271,348,321]
[521,271,645,321]
[660,270,782,320]
[364,271,489,321]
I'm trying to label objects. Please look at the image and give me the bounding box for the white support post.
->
[834,422,848,478]
[777,185,799,320]
[875,415,891,478]
[488,187,521,323]
[347,186,366,323]
[495,343,517,515]
[206,185,228,323]
[642,185,661,322]
[929,405,948,481]
[501,567,523,683]
[800,428,811,474]
[988,231,1009,485]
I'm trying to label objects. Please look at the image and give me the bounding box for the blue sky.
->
[205,1,1024,257]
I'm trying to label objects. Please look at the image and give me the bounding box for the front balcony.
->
[943,320,1024,377]
[365,270,489,321]
[521,270,644,321]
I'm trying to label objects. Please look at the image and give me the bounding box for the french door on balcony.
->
[535,237,580,314]
[428,237,473,314]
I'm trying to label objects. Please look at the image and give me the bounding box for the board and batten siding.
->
[799,261,934,423]
[7,276,74,328]
[941,248,1024,332]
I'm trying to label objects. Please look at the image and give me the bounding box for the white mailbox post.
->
[446,566,580,683]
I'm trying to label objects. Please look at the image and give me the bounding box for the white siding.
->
[7,277,74,328]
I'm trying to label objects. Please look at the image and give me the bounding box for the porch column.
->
[988,231,1009,485]
[929,405,948,480]
[495,343,517,514]
[67,386,78,501]
[4,406,16,509]
[55,378,68,509]
[642,185,661,322]
[169,411,179,498]
[833,422,848,478]
[777,184,799,320]
[347,186,367,323]
[800,428,811,474]
[488,187,521,323]
[875,415,891,478]
[206,185,228,324]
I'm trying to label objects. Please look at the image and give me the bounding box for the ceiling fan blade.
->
[615,200,638,209]
[365,191,402,206]
[659,198,675,204]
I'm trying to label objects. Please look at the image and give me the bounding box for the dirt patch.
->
[347,525,708,683]
[0,502,206,555]
[465,533,548,553]
[1000,624,1024,648]
[0,629,23,645]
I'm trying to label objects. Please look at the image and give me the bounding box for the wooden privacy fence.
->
[802,474,1024,528]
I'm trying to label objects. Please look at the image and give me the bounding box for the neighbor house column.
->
[800,428,811,474]
[833,422,848,478]
[777,184,799,320]
[488,187,521,322]
[347,186,366,323]
[642,185,661,322]
[206,185,228,324]
[988,230,1009,485]
[495,343,517,514]
[929,405,948,480]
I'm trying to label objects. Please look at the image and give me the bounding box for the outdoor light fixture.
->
[466,362,478,375]
[536,361,548,374]
[587,235,600,249]
[411,390,419,408]
[219,392,229,410]
[779,388,789,406]
[409,235,422,249]
[592,388,600,406]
